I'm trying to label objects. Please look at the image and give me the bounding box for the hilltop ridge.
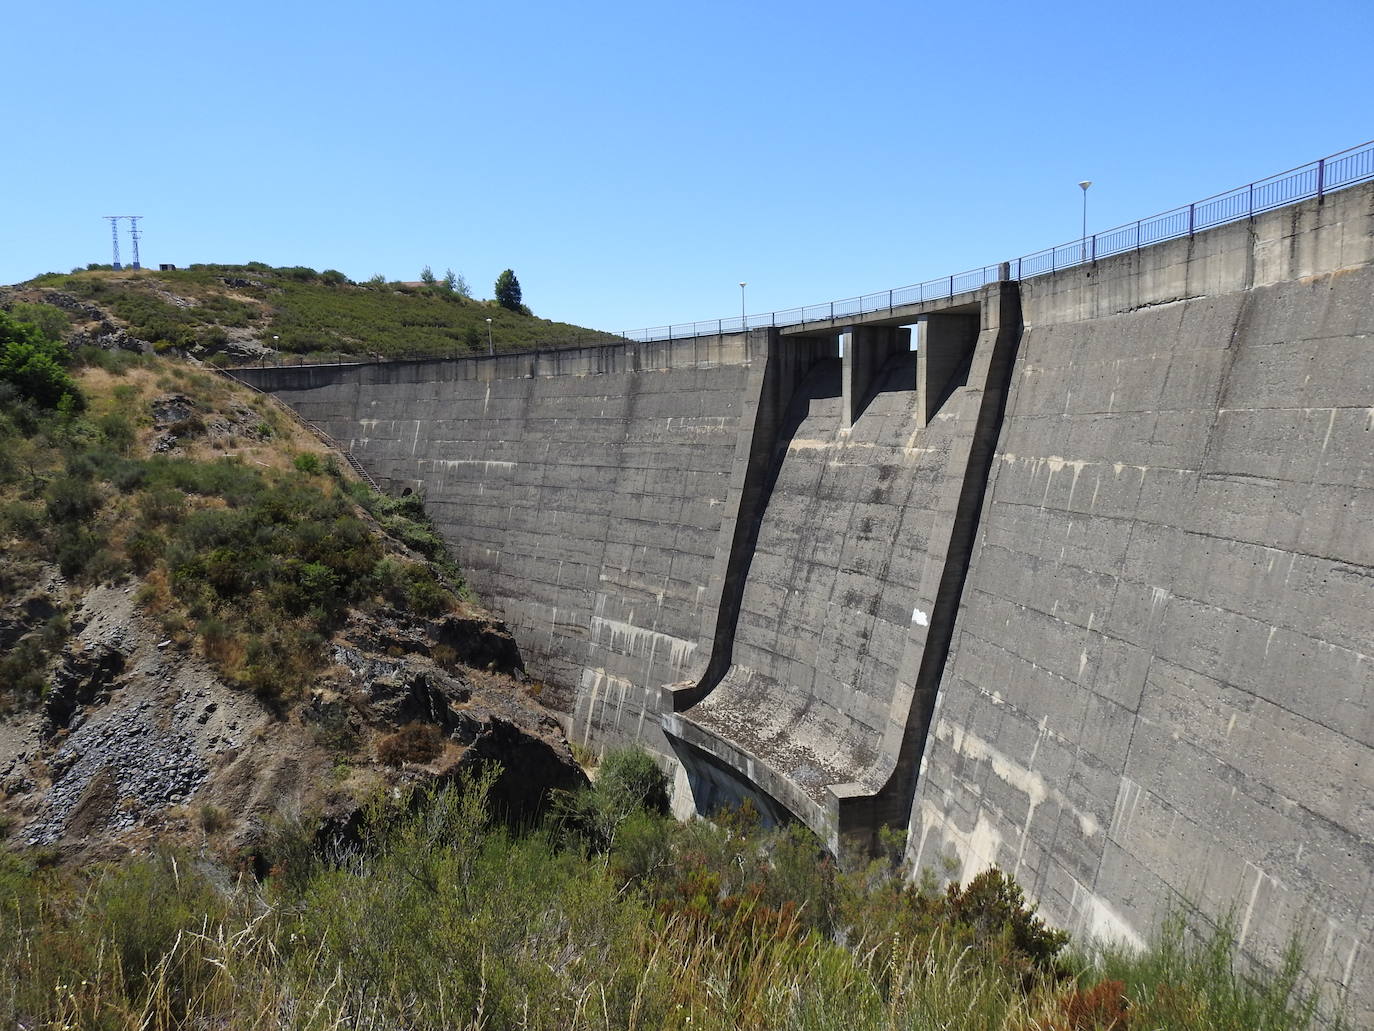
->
[2,263,620,366]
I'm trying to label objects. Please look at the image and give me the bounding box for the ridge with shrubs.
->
[3,262,621,366]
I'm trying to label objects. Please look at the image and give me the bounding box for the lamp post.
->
[739,282,747,333]
[1078,180,1092,263]
[485,317,494,356]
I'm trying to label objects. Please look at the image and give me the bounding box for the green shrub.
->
[401,563,450,616]
[89,850,228,988]
[292,451,322,475]
[98,411,136,453]
[55,525,119,580]
[599,746,671,817]
[0,310,83,410]
[0,500,43,539]
[8,301,70,343]
[45,475,101,523]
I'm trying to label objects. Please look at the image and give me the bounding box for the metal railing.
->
[618,138,1374,342]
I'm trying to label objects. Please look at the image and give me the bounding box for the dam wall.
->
[234,179,1374,1014]
[237,335,780,754]
[909,183,1374,1012]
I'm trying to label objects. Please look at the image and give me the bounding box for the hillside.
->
[0,325,585,864]
[3,263,621,365]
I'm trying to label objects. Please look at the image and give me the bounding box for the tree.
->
[9,301,69,343]
[419,265,436,286]
[494,269,522,312]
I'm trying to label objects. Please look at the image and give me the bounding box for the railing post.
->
[1136,220,1141,251]
[1248,182,1254,217]
[1090,234,1096,261]
[888,289,893,312]
[1317,158,1326,199]
[830,301,834,321]
[948,274,954,297]
[1188,203,1195,236]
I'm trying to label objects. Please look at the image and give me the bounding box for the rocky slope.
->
[0,350,586,866]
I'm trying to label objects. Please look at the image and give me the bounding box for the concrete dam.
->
[235,180,1374,1013]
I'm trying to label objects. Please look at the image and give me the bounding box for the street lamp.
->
[1078,180,1092,263]
[739,282,746,333]
[485,317,494,356]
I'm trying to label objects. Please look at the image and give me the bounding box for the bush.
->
[554,746,670,851]
[8,301,70,343]
[0,310,83,410]
[292,452,322,475]
[376,722,444,766]
[45,475,101,524]
[599,746,671,817]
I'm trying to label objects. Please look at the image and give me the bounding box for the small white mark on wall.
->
[1069,880,1147,952]
[913,799,1004,888]
[935,719,1101,843]
[1238,861,1272,948]
[912,608,930,627]
[435,459,516,473]
[1109,777,1143,841]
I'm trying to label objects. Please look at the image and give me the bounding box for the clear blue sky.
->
[4,0,1371,334]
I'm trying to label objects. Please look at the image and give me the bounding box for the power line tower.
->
[105,216,122,269]
[127,216,143,270]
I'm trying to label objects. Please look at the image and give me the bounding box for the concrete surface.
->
[235,179,1374,1018]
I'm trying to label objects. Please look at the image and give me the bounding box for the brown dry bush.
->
[375,722,444,766]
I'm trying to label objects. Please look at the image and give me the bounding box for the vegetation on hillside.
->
[0,753,1339,1031]
[0,311,468,711]
[18,263,621,364]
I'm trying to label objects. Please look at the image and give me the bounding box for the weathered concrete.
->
[909,182,1374,1020]
[236,335,767,756]
[234,179,1374,1017]
[665,284,1021,850]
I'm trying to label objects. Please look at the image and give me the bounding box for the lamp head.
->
[1079,180,1092,191]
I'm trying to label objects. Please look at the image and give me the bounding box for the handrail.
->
[226,138,1373,367]
[618,138,1373,342]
